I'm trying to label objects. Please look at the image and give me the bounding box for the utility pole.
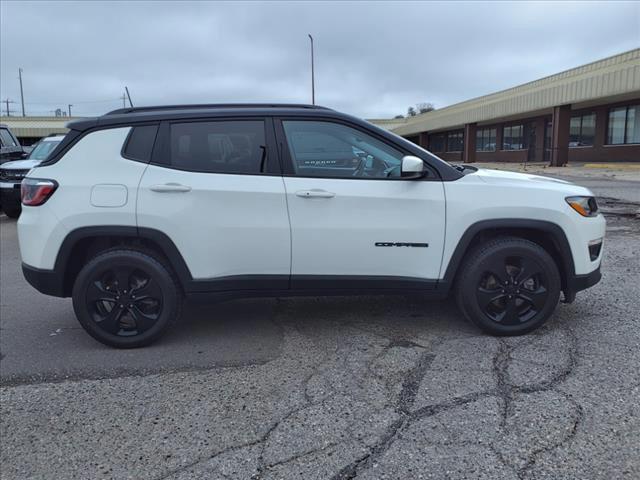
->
[68,104,73,117]
[3,99,16,116]
[308,34,315,105]
[18,68,25,116]
[120,93,126,108]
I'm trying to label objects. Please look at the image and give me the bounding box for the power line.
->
[22,98,122,105]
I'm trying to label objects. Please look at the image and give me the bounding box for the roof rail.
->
[105,103,331,115]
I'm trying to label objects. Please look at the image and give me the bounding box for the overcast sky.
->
[1,1,638,119]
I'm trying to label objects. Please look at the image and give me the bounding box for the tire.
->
[3,203,21,219]
[72,248,182,348]
[455,236,561,336]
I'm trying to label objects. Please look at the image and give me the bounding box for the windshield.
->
[28,140,61,160]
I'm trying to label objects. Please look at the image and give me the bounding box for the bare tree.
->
[407,106,417,117]
[416,102,435,114]
[394,114,404,119]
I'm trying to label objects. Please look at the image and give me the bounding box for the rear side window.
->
[123,125,158,162]
[168,121,266,174]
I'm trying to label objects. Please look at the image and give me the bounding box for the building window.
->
[476,128,497,151]
[447,131,464,152]
[429,134,445,152]
[608,105,640,145]
[502,125,524,150]
[569,113,595,147]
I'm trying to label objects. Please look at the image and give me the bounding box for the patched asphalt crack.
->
[331,325,584,479]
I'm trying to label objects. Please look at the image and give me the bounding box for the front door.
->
[277,119,446,290]
[137,118,290,290]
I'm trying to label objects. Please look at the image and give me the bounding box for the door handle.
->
[149,183,192,193]
[295,189,336,199]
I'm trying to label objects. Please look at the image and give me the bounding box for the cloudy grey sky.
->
[1,1,638,119]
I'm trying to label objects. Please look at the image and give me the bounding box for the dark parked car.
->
[0,134,65,218]
[0,124,26,163]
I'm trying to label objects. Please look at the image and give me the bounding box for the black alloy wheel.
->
[85,265,163,337]
[476,254,548,325]
[72,248,181,348]
[456,237,561,336]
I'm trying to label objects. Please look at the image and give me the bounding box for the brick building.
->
[371,49,640,165]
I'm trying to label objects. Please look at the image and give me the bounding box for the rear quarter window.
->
[123,125,159,162]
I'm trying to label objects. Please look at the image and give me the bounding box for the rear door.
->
[276,119,446,290]
[137,117,290,290]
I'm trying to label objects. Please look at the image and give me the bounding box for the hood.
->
[0,159,41,170]
[471,168,571,185]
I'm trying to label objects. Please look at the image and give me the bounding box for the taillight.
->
[21,178,58,206]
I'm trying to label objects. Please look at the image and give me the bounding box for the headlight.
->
[565,196,599,217]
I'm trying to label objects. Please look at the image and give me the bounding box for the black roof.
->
[68,103,340,132]
[105,103,331,115]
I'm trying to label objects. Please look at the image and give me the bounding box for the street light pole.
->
[68,104,73,117]
[308,34,315,105]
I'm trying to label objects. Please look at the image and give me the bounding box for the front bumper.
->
[563,265,601,303]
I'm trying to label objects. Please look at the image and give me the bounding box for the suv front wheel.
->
[456,237,561,336]
[72,248,182,348]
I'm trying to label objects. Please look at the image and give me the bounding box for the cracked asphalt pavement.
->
[1,175,639,479]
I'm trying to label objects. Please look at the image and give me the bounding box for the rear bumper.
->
[0,183,21,203]
[22,263,66,297]
[564,265,601,303]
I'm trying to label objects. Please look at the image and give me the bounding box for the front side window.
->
[168,121,266,174]
[282,120,405,179]
[476,128,497,152]
[503,125,524,150]
[569,113,595,147]
[608,105,640,145]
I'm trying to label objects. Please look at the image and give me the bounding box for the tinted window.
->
[124,125,158,161]
[429,134,445,152]
[446,131,463,152]
[503,125,524,150]
[0,129,18,147]
[282,120,405,179]
[607,105,640,145]
[169,121,266,174]
[476,128,497,152]
[569,113,595,147]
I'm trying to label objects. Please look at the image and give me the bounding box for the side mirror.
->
[401,155,426,178]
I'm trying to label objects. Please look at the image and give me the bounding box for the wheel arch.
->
[55,226,192,297]
[441,219,575,295]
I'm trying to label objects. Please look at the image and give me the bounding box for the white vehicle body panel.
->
[443,169,605,276]
[283,176,446,279]
[137,165,291,279]
[18,127,146,269]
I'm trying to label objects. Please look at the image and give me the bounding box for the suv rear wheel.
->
[72,248,182,348]
[456,237,561,336]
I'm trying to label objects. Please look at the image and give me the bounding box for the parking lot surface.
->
[1,175,639,479]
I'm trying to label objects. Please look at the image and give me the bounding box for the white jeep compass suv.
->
[18,104,605,348]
